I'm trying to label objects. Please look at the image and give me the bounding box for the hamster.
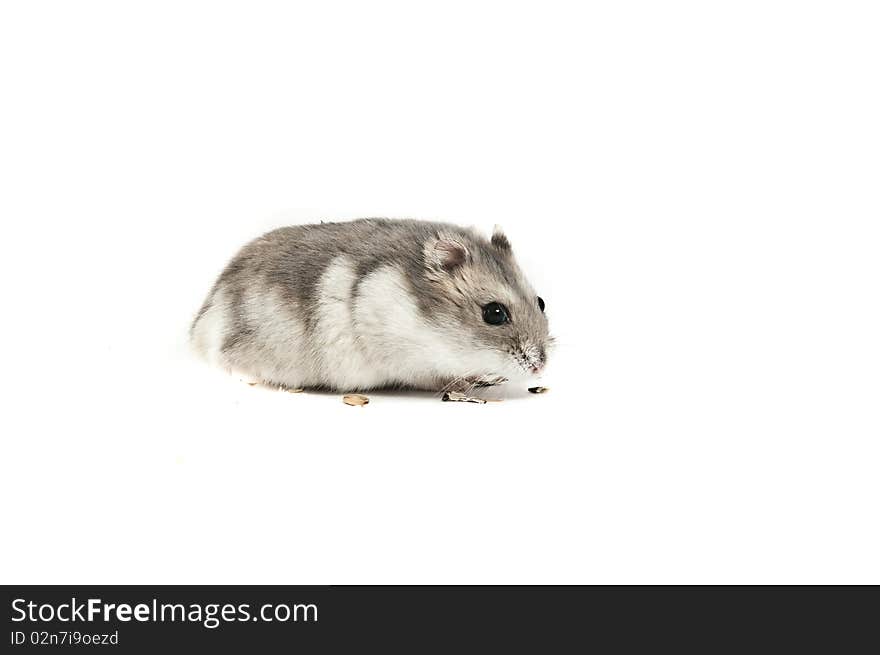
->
[190,218,552,392]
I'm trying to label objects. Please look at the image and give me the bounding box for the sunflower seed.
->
[442,391,488,404]
[528,386,549,394]
[343,394,370,406]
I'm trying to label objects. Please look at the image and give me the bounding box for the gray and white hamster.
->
[190,218,552,392]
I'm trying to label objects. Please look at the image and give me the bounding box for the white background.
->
[1,1,878,584]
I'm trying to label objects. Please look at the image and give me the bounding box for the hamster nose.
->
[530,347,547,374]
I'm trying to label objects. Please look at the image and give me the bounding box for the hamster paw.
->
[471,375,508,388]
[441,375,508,394]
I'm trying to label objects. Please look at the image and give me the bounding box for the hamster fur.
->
[190,218,552,392]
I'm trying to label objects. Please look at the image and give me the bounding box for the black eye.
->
[482,302,509,325]
[537,296,545,312]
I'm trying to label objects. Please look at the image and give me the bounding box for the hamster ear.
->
[425,236,468,272]
[491,224,511,251]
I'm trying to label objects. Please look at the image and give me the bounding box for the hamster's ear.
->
[491,224,511,252]
[425,236,468,272]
